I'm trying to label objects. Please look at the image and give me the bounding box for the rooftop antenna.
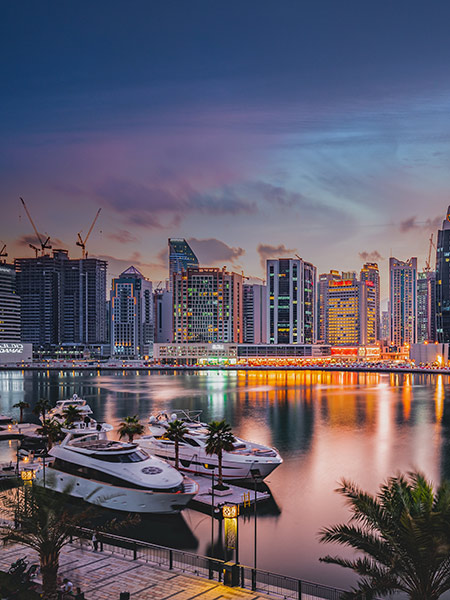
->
[76,208,102,259]
[19,197,52,256]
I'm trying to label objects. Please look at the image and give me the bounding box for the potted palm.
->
[62,405,83,428]
[13,401,29,424]
[205,420,235,492]
[166,419,188,469]
[118,415,144,443]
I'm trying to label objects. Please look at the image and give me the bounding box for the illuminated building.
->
[417,271,436,342]
[154,285,173,343]
[381,310,389,342]
[360,263,380,340]
[168,238,198,289]
[0,263,21,343]
[389,257,417,345]
[110,266,154,358]
[267,258,316,344]
[243,284,267,343]
[325,279,376,346]
[317,270,340,342]
[436,207,450,342]
[15,250,107,347]
[173,267,243,343]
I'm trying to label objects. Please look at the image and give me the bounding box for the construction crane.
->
[0,244,7,264]
[76,208,102,259]
[425,233,437,272]
[19,197,52,256]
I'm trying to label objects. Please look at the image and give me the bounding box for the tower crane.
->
[76,208,102,259]
[0,244,7,264]
[424,233,437,272]
[19,197,52,256]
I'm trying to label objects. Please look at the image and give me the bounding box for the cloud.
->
[257,243,296,268]
[106,229,138,244]
[17,234,66,250]
[95,178,255,228]
[188,238,245,265]
[359,250,384,262]
[93,251,165,280]
[399,215,441,232]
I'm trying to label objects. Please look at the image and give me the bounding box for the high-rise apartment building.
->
[173,267,243,343]
[389,257,417,345]
[317,270,341,342]
[436,207,450,342]
[0,263,21,342]
[15,250,107,346]
[417,271,436,342]
[381,310,389,342]
[110,266,154,358]
[243,284,267,343]
[360,263,380,340]
[154,286,173,343]
[325,279,376,346]
[267,258,316,344]
[168,239,199,288]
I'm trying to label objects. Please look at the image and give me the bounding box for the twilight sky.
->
[2,1,450,304]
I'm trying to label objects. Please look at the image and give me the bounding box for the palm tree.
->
[13,401,29,424]
[166,420,188,469]
[62,404,83,428]
[0,483,100,600]
[118,415,144,443]
[205,420,235,489]
[33,398,52,422]
[319,471,450,600]
[36,419,63,449]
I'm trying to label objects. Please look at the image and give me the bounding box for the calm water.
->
[1,368,449,592]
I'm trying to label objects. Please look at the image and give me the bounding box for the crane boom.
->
[76,208,102,258]
[19,197,52,254]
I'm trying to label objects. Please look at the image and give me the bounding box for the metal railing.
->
[74,527,347,600]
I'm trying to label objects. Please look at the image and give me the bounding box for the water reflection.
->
[0,368,450,591]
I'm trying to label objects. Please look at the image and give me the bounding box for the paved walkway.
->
[0,539,273,600]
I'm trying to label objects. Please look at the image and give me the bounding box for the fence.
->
[74,527,347,600]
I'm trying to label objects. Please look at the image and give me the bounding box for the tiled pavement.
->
[0,539,273,600]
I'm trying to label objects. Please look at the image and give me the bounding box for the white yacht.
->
[45,395,93,422]
[137,411,283,481]
[34,422,198,514]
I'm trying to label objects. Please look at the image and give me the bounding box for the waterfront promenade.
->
[0,539,274,600]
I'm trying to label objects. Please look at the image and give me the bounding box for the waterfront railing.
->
[75,527,347,600]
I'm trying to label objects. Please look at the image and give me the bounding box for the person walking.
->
[92,531,99,552]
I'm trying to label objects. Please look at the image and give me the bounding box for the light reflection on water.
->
[0,368,449,593]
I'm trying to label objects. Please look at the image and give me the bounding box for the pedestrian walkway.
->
[0,539,274,600]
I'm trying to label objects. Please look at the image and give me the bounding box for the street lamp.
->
[250,469,263,590]
[222,503,239,564]
[210,467,216,557]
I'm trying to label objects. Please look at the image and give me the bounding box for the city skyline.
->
[2,2,450,304]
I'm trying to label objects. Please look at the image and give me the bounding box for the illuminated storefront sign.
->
[0,344,24,354]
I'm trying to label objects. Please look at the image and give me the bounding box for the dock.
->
[0,422,40,440]
[189,475,270,513]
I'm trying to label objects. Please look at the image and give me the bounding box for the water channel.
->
[0,368,449,593]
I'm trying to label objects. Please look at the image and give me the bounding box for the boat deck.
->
[189,475,270,513]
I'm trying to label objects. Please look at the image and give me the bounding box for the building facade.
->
[317,270,341,342]
[110,266,154,358]
[15,250,107,347]
[0,264,21,342]
[154,287,173,343]
[267,258,316,344]
[389,257,417,345]
[360,262,380,340]
[168,238,199,288]
[436,207,450,342]
[243,283,267,343]
[173,267,243,343]
[417,271,436,343]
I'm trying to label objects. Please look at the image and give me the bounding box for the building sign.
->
[0,343,24,354]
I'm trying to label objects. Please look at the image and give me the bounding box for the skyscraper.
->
[317,270,341,342]
[360,262,380,340]
[0,263,21,342]
[168,238,199,288]
[154,286,173,343]
[417,271,437,342]
[267,258,316,344]
[110,266,154,358]
[436,207,450,342]
[15,250,107,347]
[389,257,417,345]
[243,283,267,343]
[173,267,243,343]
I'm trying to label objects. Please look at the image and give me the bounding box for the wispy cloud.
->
[399,215,441,233]
[106,229,138,244]
[359,250,384,262]
[257,243,296,268]
[188,237,245,265]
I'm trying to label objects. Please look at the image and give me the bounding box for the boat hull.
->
[34,468,197,514]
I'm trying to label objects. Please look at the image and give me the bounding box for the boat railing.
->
[73,526,350,600]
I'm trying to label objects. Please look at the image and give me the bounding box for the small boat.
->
[45,394,93,423]
[137,410,283,481]
[34,422,198,514]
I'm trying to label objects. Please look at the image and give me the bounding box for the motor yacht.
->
[34,421,198,514]
[137,410,283,481]
[45,395,93,423]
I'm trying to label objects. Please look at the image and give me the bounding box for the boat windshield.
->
[93,449,149,463]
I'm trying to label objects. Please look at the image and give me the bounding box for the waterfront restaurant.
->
[153,343,332,366]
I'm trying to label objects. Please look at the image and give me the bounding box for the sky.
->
[2,1,450,305]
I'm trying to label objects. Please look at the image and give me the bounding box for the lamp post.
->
[210,467,215,557]
[250,469,262,589]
